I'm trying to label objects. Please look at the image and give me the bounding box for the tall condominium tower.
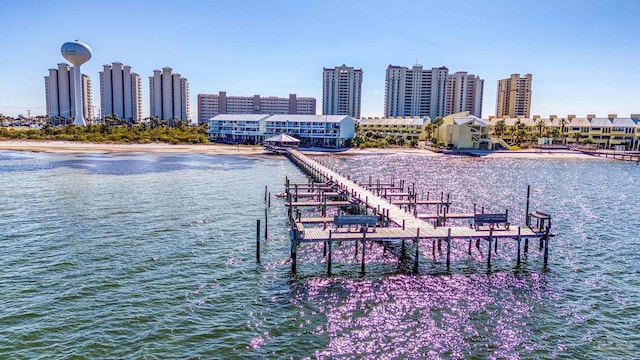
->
[45,63,93,120]
[322,64,362,118]
[100,62,142,122]
[149,67,189,121]
[384,64,448,119]
[445,71,484,117]
[496,73,532,117]
[197,92,316,124]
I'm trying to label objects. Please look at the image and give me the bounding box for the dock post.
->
[402,219,405,230]
[524,237,529,253]
[487,228,493,268]
[468,239,472,255]
[446,228,452,270]
[322,195,327,217]
[413,228,420,273]
[516,227,522,266]
[494,234,498,254]
[268,193,271,208]
[264,208,268,240]
[543,226,551,268]
[328,231,333,275]
[264,185,267,202]
[256,219,261,263]
[525,185,531,226]
[323,239,327,257]
[291,234,297,274]
[355,238,358,256]
[361,230,367,273]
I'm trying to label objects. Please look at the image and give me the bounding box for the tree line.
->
[0,122,209,144]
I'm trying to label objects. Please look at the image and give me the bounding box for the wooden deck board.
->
[299,225,539,242]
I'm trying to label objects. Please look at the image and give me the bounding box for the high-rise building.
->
[197,92,316,124]
[322,64,362,118]
[149,67,189,121]
[99,62,142,122]
[496,73,532,118]
[45,63,93,120]
[384,64,448,119]
[445,71,484,117]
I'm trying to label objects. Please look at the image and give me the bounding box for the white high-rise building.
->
[445,71,484,117]
[384,64,448,119]
[149,67,189,121]
[45,63,93,120]
[322,64,362,118]
[100,62,142,122]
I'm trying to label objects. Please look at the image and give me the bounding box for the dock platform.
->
[279,149,553,274]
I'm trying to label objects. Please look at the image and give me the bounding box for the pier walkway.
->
[283,149,552,274]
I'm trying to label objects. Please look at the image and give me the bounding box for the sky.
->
[0,0,638,119]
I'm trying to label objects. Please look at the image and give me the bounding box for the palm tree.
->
[535,119,547,136]
[573,132,582,144]
[559,118,568,145]
[514,119,526,144]
[494,119,506,137]
[433,116,444,143]
[548,127,561,142]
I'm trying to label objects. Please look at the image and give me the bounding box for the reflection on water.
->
[0,151,639,358]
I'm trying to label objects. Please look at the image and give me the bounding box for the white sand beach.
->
[0,140,601,159]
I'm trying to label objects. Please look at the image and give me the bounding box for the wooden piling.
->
[291,230,297,273]
[543,226,550,268]
[327,231,333,275]
[516,227,522,266]
[256,219,261,263]
[361,229,367,273]
[446,228,452,270]
[264,185,267,202]
[487,228,493,268]
[525,185,531,226]
[413,228,420,273]
[264,208,268,239]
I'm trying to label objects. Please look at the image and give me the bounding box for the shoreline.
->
[0,139,601,159]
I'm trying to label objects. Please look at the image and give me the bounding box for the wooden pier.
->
[281,149,553,275]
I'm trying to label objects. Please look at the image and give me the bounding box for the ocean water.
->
[0,150,639,359]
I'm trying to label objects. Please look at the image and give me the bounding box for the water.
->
[1,151,639,358]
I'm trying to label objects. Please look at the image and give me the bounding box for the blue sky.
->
[1,0,638,119]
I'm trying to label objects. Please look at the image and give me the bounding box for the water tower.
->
[61,41,92,126]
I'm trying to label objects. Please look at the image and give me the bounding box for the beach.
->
[0,139,601,159]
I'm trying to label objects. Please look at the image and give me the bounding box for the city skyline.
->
[0,0,638,119]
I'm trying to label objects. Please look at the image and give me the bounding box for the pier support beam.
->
[543,226,551,269]
[361,230,367,274]
[525,185,531,226]
[446,228,452,270]
[516,227,522,266]
[291,237,298,274]
[327,231,333,275]
[413,228,420,273]
[487,228,493,268]
[256,219,261,263]
[264,208,268,240]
